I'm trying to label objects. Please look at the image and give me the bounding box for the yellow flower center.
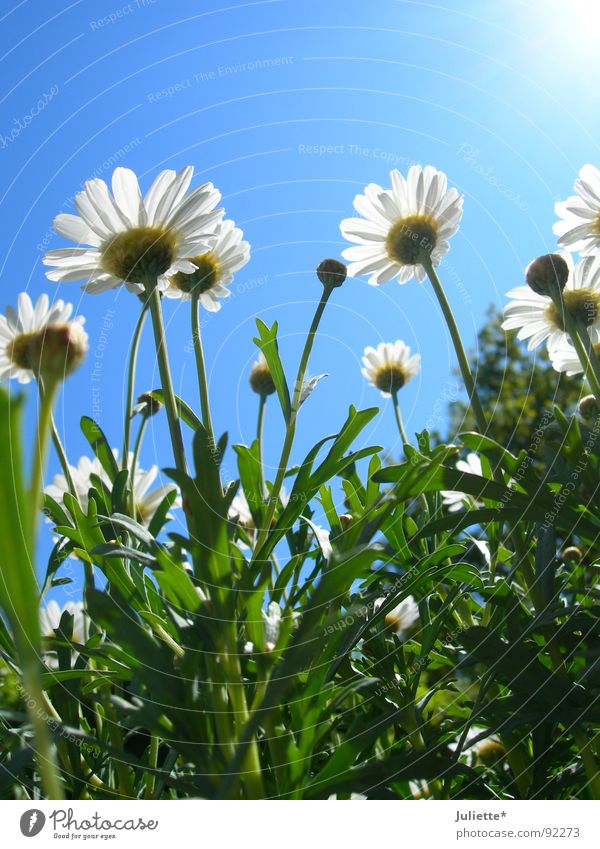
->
[101,226,178,284]
[373,364,407,394]
[7,332,36,370]
[170,253,221,295]
[385,214,439,266]
[545,288,600,331]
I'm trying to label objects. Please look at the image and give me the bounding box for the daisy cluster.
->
[2,165,251,630]
[503,164,600,375]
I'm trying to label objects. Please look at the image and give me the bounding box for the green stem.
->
[256,393,267,497]
[145,284,187,476]
[391,389,410,445]
[422,257,488,434]
[191,292,216,451]
[572,321,600,408]
[221,633,265,799]
[253,286,333,558]
[144,734,159,799]
[25,379,63,799]
[128,414,148,517]
[104,699,135,798]
[122,304,148,463]
[30,379,58,536]
[401,709,444,799]
[49,414,77,501]
[575,731,600,799]
[22,665,63,799]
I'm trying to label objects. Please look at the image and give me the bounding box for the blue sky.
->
[2,0,599,595]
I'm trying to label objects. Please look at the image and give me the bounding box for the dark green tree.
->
[447,305,584,455]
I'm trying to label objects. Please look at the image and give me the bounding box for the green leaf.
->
[254,319,292,422]
[80,416,120,482]
[256,406,380,562]
[148,389,201,430]
[233,441,264,526]
[0,389,39,660]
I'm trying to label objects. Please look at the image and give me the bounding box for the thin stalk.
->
[256,393,267,497]
[392,389,430,525]
[143,734,159,799]
[191,291,216,450]
[221,634,265,799]
[571,321,600,407]
[253,286,333,558]
[401,708,444,799]
[49,414,77,500]
[547,285,600,406]
[122,304,148,463]
[391,389,410,445]
[24,377,63,799]
[22,667,63,799]
[29,379,58,533]
[422,257,488,434]
[128,414,148,517]
[145,284,187,476]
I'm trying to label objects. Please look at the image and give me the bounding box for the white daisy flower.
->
[0,292,87,384]
[40,600,88,668]
[228,486,289,531]
[549,338,600,375]
[340,165,463,285]
[361,340,420,397]
[40,600,87,644]
[43,166,223,295]
[164,218,250,310]
[228,490,255,529]
[554,164,600,255]
[45,451,180,526]
[262,601,282,651]
[441,452,482,512]
[244,602,295,654]
[374,595,420,639]
[502,252,600,352]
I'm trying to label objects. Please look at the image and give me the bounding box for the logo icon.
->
[20,810,45,837]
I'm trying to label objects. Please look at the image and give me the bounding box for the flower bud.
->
[137,391,162,417]
[317,258,347,288]
[561,545,583,564]
[28,323,88,383]
[249,353,276,396]
[525,253,569,297]
[578,394,599,421]
[475,740,506,765]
